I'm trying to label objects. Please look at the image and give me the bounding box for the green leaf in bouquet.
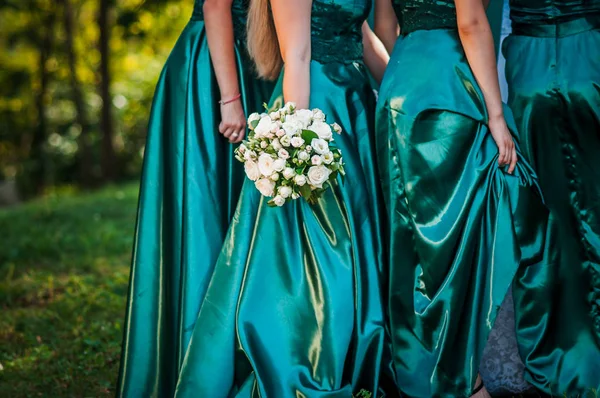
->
[301,129,319,143]
[270,97,284,112]
[250,119,260,130]
[299,184,312,201]
[267,199,277,207]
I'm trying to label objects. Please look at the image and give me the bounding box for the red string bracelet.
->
[219,93,241,105]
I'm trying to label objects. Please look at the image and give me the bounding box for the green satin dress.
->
[116,2,273,397]
[375,1,551,396]
[503,1,600,395]
[173,1,396,397]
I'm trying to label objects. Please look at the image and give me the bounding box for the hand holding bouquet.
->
[235,102,345,206]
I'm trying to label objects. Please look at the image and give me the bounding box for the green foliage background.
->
[0,1,191,395]
[0,0,193,195]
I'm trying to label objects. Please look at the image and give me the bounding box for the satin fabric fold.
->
[116,15,274,397]
[173,58,396,398]
[376,29,550,398]
[504,14,600,395]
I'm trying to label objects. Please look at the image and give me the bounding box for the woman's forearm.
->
[271,0,312,108]
[282,57,311,109]
[362,22,390,84]
[455,2,504,121]
[374,0,400,54]
[203,0,240,99]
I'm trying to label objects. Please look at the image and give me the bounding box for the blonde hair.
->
[247,0,283,80]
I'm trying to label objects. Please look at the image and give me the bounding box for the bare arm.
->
[374,0,399,54]
[204,0,246,143]
[362,22,390,84]
[455,0,517,173]
[271,0,312,109]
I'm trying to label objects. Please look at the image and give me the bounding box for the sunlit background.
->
[0,1,191,396]
[0,1,512,396]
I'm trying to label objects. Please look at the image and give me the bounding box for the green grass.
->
[0,183,139,397]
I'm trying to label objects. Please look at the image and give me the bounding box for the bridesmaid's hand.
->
[489,116,518,174]
[219,98,246,143]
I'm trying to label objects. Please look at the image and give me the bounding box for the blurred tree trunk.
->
[30,10,56,194]
[60,0,94,186]
[98,0,116,181]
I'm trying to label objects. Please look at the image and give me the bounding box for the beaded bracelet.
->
[219,93,241,105]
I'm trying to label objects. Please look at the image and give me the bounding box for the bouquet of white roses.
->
[235,102,345,206]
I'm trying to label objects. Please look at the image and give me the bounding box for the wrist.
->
[219,93,241,105]
[488,112,505,125]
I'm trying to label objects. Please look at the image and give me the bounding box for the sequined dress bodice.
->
[509,0,600,25]
[311,0,371,63]
[392,0,457,35]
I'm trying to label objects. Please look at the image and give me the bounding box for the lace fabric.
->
[509,0,600,25]
[311,0,370,63]
[480,291,534,395]
[392,0,457,35]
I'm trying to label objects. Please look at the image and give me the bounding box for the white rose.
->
[278,148,290,160]
[312,108,326,122]
[254,116,274,137]
[244,160,260,181]
[255,178,275,197]
[273,158,286,172]
[332,123,342,134]
[260,141,268,149]
[284,102,296,113]
[294,174,307,186]
[271,172,280,181]
[244,150,256,161]
[248,113,261,129]
[272,139,282,151]
[298,151,309,161]
[310,138,329,155]
[291,137,305,148]
[280,135,292,147]
[276,129,286,137]
[283,167,295,180]
[269,111,280,121]
[278,186,292,198]
[238,144,247,154]
[294,109,313,128]
[307,165,332,188]
[311,121,333,140]
[311,155,322,165]
[272,195,286,207]
[322,152,334,164]
[282,120,303,136]
[291,192,300,200]
[305,145,312,152]
[258,153,275,176]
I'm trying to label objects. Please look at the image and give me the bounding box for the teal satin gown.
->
[173,1,396,396]
[503,1,600,395]
[375,1,551,396]
[116,2,274,397]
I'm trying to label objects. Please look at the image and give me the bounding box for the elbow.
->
[457,17,485,36]
[203,0,231,14]
[282,46,311,67]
